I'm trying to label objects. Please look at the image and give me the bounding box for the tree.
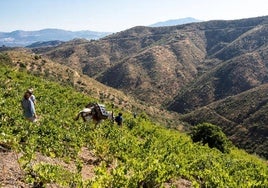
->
[190,123,231,153]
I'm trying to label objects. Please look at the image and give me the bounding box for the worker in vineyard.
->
[115,112,123,126]
[21,91,37,122]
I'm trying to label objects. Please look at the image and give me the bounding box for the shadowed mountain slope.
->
[168,47,268,113]
[180,83,268,158]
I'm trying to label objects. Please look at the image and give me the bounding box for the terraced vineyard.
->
[0,53,267,187]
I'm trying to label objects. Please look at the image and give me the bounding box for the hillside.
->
[33,16,268,108]
[26,40,64,48]
[168,21,268,112]
[0,53,268,187]
[33,25,207,106]
[0,48,181,128]
[30,16,268,158]
[180,83,268,159]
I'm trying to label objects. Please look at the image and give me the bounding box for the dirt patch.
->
[78,147,97,180]
[0,151,26,187]
[164,178,192,188]
[0,147,97,187]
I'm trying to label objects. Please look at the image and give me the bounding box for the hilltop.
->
[149,17,202,27]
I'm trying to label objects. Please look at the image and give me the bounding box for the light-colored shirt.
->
[30,94,36,104]
[22,98,35,118]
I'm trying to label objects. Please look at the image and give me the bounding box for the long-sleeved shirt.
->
[22,98,35,118]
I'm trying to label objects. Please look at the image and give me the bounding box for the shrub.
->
[190,123,231,153]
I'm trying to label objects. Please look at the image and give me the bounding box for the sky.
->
[1,0,268,32]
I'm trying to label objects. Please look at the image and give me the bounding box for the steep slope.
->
[168,47,268,113]
[167,18,268,112]
[97,42,205,104]
[0,59,267,187]
[203,17,268,56]
[1,48,180,127]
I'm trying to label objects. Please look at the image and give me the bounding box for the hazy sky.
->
[1,0,268,32]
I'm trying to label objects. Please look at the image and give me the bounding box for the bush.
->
[190,123,231,153]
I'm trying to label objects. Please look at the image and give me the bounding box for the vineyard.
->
[0,53,268,187]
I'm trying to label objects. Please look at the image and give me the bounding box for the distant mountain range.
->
[0,29,111,47]
[1,18,201,47]
[149,17,202,27]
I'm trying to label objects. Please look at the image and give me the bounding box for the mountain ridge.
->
[149,17,202,27]
[0,17,202,47]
